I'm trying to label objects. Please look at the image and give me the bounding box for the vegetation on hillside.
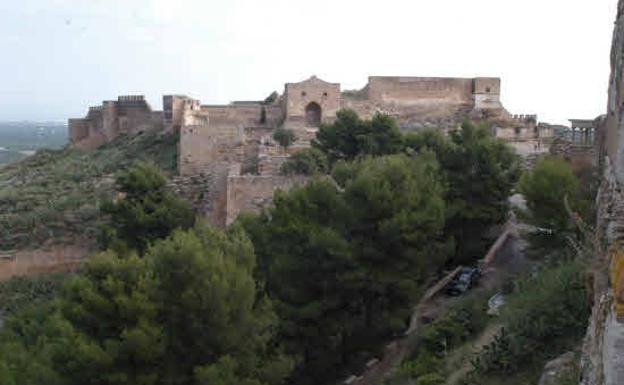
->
[272,127,296,149]
[389,151,590,385]
[466,260,589,384]
[0,273,66,315]
[0,131,178,251]
[244,111,519,383]
[0,225,293,385]
[0,110,588,385]
[99,162,195,255]
[241,152,449,384]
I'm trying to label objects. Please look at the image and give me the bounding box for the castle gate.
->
[305,102,321,127]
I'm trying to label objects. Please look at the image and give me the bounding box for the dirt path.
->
[444,323,503,385]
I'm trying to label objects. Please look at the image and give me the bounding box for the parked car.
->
[533,227,554,235]
[446,266,481,296]
[487,293,506,316]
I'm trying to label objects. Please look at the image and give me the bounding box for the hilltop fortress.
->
[69,75,548,225]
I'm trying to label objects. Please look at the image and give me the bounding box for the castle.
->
[69,75,548,226]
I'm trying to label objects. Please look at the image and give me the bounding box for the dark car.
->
[446,266,481,296]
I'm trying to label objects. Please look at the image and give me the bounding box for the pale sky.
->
[0,0,618,125]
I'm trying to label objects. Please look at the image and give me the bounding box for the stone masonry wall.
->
[225,175,308,226]
[366,76,474,105]
[69,96,163,150]
[178,123,245,176]
[284,76,341,128]
[581,2,624,384]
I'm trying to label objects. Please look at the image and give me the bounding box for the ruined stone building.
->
[69,75,546,226]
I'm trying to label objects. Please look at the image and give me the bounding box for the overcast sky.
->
[0,0,618,125]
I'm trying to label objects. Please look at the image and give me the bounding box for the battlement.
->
[118,95,145,102]
[511,114,537,122]
[69,74,520,154]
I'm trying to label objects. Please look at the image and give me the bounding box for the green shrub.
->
[415,373,446,385]
[280,148,328,175]
[273,128,296,148]
[471,261,589,374]
[0,273,66,315]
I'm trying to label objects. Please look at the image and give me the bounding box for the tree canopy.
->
[404,122,519,262]
[518,156,580,230]
[100,162,195,255]
[240,152,448,384]
[280,147,328,176]
[313,109,403,162]
[0,225,293,385]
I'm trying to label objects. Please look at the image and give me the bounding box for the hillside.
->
[0,131,178,253]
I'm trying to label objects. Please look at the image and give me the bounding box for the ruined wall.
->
[340,76,509,130]
[69,75,518,149]
[169,168,231,228]
[176,102,283,176]
[163,95,199,132]
[225,175,308,225]
[366,76,474,106]
[0,244,90,281]
[495,127,538,140]
[69,95,163,149]
[474,77,503,110]
[178,123,245,176]
[580,2,624,384]
[68,118,90,144]
[604,1,624,178]
[550,137,595,173]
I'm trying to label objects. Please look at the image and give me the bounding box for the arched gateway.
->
[305,102,322,127]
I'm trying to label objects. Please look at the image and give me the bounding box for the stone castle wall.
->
[225,175,308,226]
[284,76,341,128]
[581,2,624,384]
[366,76,475,105]
[69,74,541,228]
[69,95,163,149]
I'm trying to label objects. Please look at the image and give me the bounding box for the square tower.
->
[473,77,503,110]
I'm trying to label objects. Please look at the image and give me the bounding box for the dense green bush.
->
[0,224,293,385]
[313,110,403,162]
[470,261,589,375]
[99,162,195,255]
[273,128,296,149]
[400,295,489,383]
[519,157,580,231]
[280,148,328,176]
[241,153,448,384]
[0,273,66,315]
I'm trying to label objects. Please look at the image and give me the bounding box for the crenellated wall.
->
[69,95,163,149]
[69,75,526,151]
[68,74,539,230]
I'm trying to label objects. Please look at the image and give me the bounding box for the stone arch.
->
[305,102,322,127]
